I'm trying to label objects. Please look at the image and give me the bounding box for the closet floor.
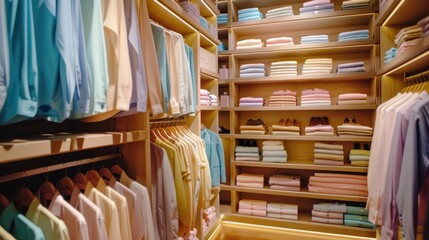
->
[208,221,375,240]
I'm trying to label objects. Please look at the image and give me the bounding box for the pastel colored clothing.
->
[312,216,343,225]
[267,213,297,220]
[309,185,368,196]
[0,226,15,240]
[312,210,343,219]
[0,203,44,240]
[238,209,266,216]
[313,203,347,213]
[0,0,9,113]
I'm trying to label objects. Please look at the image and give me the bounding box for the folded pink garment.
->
[301,94,331,99]
[235,157,260,161]
[302,88,329,96]
[314,172,367,180]
[238,208,267,217]
[338,100,368,105]
[239,97,264,102]
[305,131,334,136]
[312,210,343,219]
[205,212,217,223]
[305,125,334,133]
[237,182,264,188]
[200,89,210,95]
[269,175,300,186]
[267,208,298,216]
[267,212,298,220]
[314,159,344,166]
[200,96,210,100]
[239,99,264,103]
[270,185,301,191]
[309,176,367,185]
[203,206,216,218]
[236,173,264,183]
[338,93,368,101]
[308,185,368,196]
[309,180,368,192]
[311,216,343,225]
[270,95,296,100]
[239,202,267,211]
[240,199,267,207]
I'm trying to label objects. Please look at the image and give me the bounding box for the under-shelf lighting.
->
[384,50,429,76]
[201,0,216,17]
[201,32,218,46]
[382,0,405,26]
[153,0,198,33]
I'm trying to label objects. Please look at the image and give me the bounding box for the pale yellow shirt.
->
[26,197,70,240]
[0,226,16,240]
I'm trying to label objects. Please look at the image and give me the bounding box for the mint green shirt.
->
[0,203,45,240]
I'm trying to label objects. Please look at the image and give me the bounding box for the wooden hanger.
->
[99,166,113,184]
[110,164,124,181]
[13,186,34,214]
[56,170,75,201]
[0,194,9,215]
[86,169,101,187]
[73,163,89,193]
[38,176,57,208]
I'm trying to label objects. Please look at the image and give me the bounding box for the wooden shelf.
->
[201,68,220,80]
[376,0,429,26]
[223,134,372,142]
[378,37,429,75]
[219,42,377,59]
[220,185,368,202]
[220,8,378,29]
[200,106,220,111]
[221,213,376,238]
[220,105,377,111]
[219,72,376,85]
[232,161,368,173]
[200,0,220,16]
[0,131,147,164]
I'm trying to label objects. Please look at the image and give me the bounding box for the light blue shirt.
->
[185,44,197,114]
[0,203,45,240]
[0,0,39,125]
[73,0,109,118]
[0,0,9,113]
[201,128,227,187]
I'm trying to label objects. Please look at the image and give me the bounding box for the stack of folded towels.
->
[394,24,422,56]
[269,174,301,191]
[240,63,266,78]
[337,93,368,105]
[314,142,344,166]
[301,35,329,44]
[418,15,429,38]
[235,145,260,161]
[269,90,297,106]
[337,62,366,73]
[300,0,334,15]
[266,37,294,47]
[238,199,267,216]
[262,141,287,162]
[238,8,263,22]
[202,206,217,231]
[239,97,264,107]
[339,29,369,41]
[301,88,332,106]
[179,0,200,22]
[272,119,300,136]
[312,203,375,229]
[200,89,218,106]
[305,117,335,136]
[266,6,294,19]
[218,13,228,24]
[308,173,368,197]
[337,118,373,136]
[302,58,332,75]
[267,202,298,220]
[384,47,397,64]
[270,61,298,76]
[236,39,263,49]
[349,148,370,167]
[236,173,264,188]
[342,0,371,10]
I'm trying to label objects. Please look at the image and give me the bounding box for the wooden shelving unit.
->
[232,161,368,173]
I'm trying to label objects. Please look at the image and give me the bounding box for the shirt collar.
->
[0,204,18,231]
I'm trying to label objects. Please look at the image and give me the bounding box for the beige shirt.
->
[96,179,132,240]
[0,226,16,240]
[70,186,108,240]
[84,183,121,240]
[48,192,89,240]
[26,197,70,240]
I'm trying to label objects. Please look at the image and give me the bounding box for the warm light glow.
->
[385,50,429,76]
[153,0,198,33]
[382,0,405,26]
[201,0,216,17]
[201,31,218,46]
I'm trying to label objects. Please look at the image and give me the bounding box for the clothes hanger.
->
[98,161,113,184]
[56,166,75,201]
[12,174,35,214]
[86,162,102,188]
[0,194,9,215]
[38,168,57,208]
[110,164,124,181]
[73,161,89,192]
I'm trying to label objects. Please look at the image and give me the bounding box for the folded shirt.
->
[349,149,370,156]
[240,130,266,135]
[314,153,344,161]
[237,39,263,46]
[312,210,343,219]
[314,159,345,166]
[235,157,260,161]
[344,219,376,229]
[240,63,265,70]
[338,100,368,105]
[237,173,265,183]
[338,93,367,101]
[270,185,300,191]
[308,185,368,196]
[235,153,260,157]
[309,181,368,192]
[315,142,343,151]
[350,160,369,167]
[337,62,365,69]
[266,6,293,14]
[349,155,370,161]
[269,175,300,186]
[239,199,267,210]
[263,156,287,163]
[237,182,264,188]
[262,145,284,150]
[271,125,300,132]
[267,213,298,220]
[235,146,259,153]
[300,3,334,13]
[313,203,346,213]
[263,150,287,157]
[337,66,366,73]
[238,208,266,216]
[240,73,266,78]
[267,203,298,213]
[312,216,344,225]
[263,141,283,146]
[303,0,331,7]
[314,149,344,155]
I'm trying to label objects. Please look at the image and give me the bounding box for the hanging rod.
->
[0,153,120,184]
[149,116,186,128]
[405,69,429,85]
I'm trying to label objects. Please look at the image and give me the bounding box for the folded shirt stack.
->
[238,8,263,22]
[200,89,211,106]
[418,15,429,38]
[308,173,368,197]
[337,62,366,73]
[272,124,300,136]
[266,6,294,19]
[301,88,332,106]
[208,23,217,37]
[305,124,335,136]
[312,203,375,228]
[337,93,368,105]
[300,35,329,44]
[313,142,344,166]
[267,202,298,220]
[236,173,265,188]
[269,174,301,191]
[397,38,422,56]
[179,0,200,23]
[235,145,260,161]
[240,63,266,78]
[238,199,267,217]
[200,16,209,28]
[262,141,287,162]
[218,42,227,52]
[270,61,298,76]
[236,39,264,49]
[394,24,423,56]
[209,94,218,106]
[384,47,397,64]
[302,58,332,75]
[349,149,370,167]
[218,13,228,24]
[240,124,267,135]
[269,89,297,106]
[202,206,217,231]
[342,0,371,10]
[239,97,264,107]
[337,123,373,136]
[338,29,369,41]
[266,37,294,47]
[300,0,334,15]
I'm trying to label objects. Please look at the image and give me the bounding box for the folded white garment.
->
[263,157,287,162]
[235,146,259,153]
[263,141,283,146]
[267,212,298,220]
[262,150,287,157]
[262,145,284,151]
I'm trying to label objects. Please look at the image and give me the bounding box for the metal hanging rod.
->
[0,153,120,184]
